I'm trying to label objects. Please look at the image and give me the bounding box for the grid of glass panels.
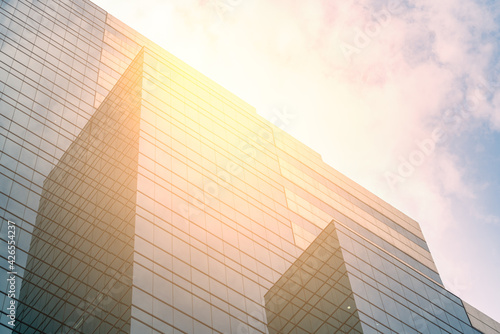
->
[13,49,144,334]
[464,302,500,334]
[127,48,303,333]
[0,0,498,333]
[275,155,438,276]
[264,219,486,334]
[0,0,108,330]
[335,223,482,334]
[265,223,363,333]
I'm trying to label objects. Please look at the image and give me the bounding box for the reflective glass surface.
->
[0,0,498,333]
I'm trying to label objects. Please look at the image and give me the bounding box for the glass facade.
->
[265,221,484,334]
[0,0,499,333]
[13,49,143,333]
[265,223,364,333]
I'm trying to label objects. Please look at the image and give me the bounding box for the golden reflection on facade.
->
[1,0,499,333]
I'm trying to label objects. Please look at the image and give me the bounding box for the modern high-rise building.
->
[0,0,499,333]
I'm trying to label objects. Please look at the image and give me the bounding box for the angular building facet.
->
[0,0,499,333]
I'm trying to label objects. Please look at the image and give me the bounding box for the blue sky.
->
[93,0,500,321]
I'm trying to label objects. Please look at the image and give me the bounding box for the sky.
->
[93,0,500,322]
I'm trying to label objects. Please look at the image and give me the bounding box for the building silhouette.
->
[0,0,499,333]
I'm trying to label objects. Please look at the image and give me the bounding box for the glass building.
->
[0,0,499,333]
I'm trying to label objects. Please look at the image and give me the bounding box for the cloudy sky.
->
[93,0,500,321]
